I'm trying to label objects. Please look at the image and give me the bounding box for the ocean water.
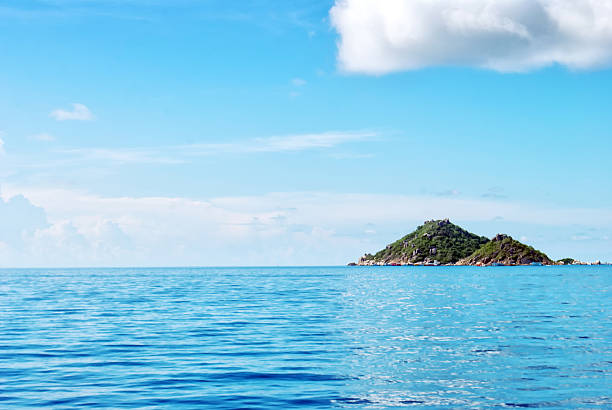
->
[0,266,610,409]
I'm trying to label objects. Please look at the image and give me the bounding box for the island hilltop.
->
[354,219,556,266]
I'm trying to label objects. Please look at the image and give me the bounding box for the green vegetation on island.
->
[355,219,558,266]
[457,234,553,266]
[358,219,489,265]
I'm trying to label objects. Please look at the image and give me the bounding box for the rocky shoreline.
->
[349,260,607,267]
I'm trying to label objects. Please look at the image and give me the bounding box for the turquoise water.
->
[0,266,610,408]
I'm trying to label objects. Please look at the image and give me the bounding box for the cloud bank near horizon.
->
[330,0,612,74]
[0,187,610,267]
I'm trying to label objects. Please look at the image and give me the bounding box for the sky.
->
[1,0,612,266]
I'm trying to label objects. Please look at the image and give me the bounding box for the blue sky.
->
[1,0,611,266]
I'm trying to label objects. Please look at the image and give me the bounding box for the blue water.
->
[0,266,610,408]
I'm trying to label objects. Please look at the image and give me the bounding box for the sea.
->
[0,266,610,408]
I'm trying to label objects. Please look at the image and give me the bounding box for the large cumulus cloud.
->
[0,195,48,247]
[330,0,612,73]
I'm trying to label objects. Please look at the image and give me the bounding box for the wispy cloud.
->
[291,78,307,87]
[50,103,94,121]
[328,152,374,160]
[482,187,507,199]
[246,131,375,152]
[0,1,329,34]
[57,130,379,164]
[58,147,185,165]
[289,77,307,97]
[29,133,55,142]
[435,189,461,197]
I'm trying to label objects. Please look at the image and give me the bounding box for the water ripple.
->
[0,266,610,408]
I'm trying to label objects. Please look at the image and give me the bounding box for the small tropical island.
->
[350,219,603,266]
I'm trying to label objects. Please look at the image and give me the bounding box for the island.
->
[353,219,569,266]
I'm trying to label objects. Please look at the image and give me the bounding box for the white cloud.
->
[248,131,375,152]
[330,0,612,74]
[292,77,307,86]
[0,136,5,155]
[29,133,55,142]
[50,103,94,121]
